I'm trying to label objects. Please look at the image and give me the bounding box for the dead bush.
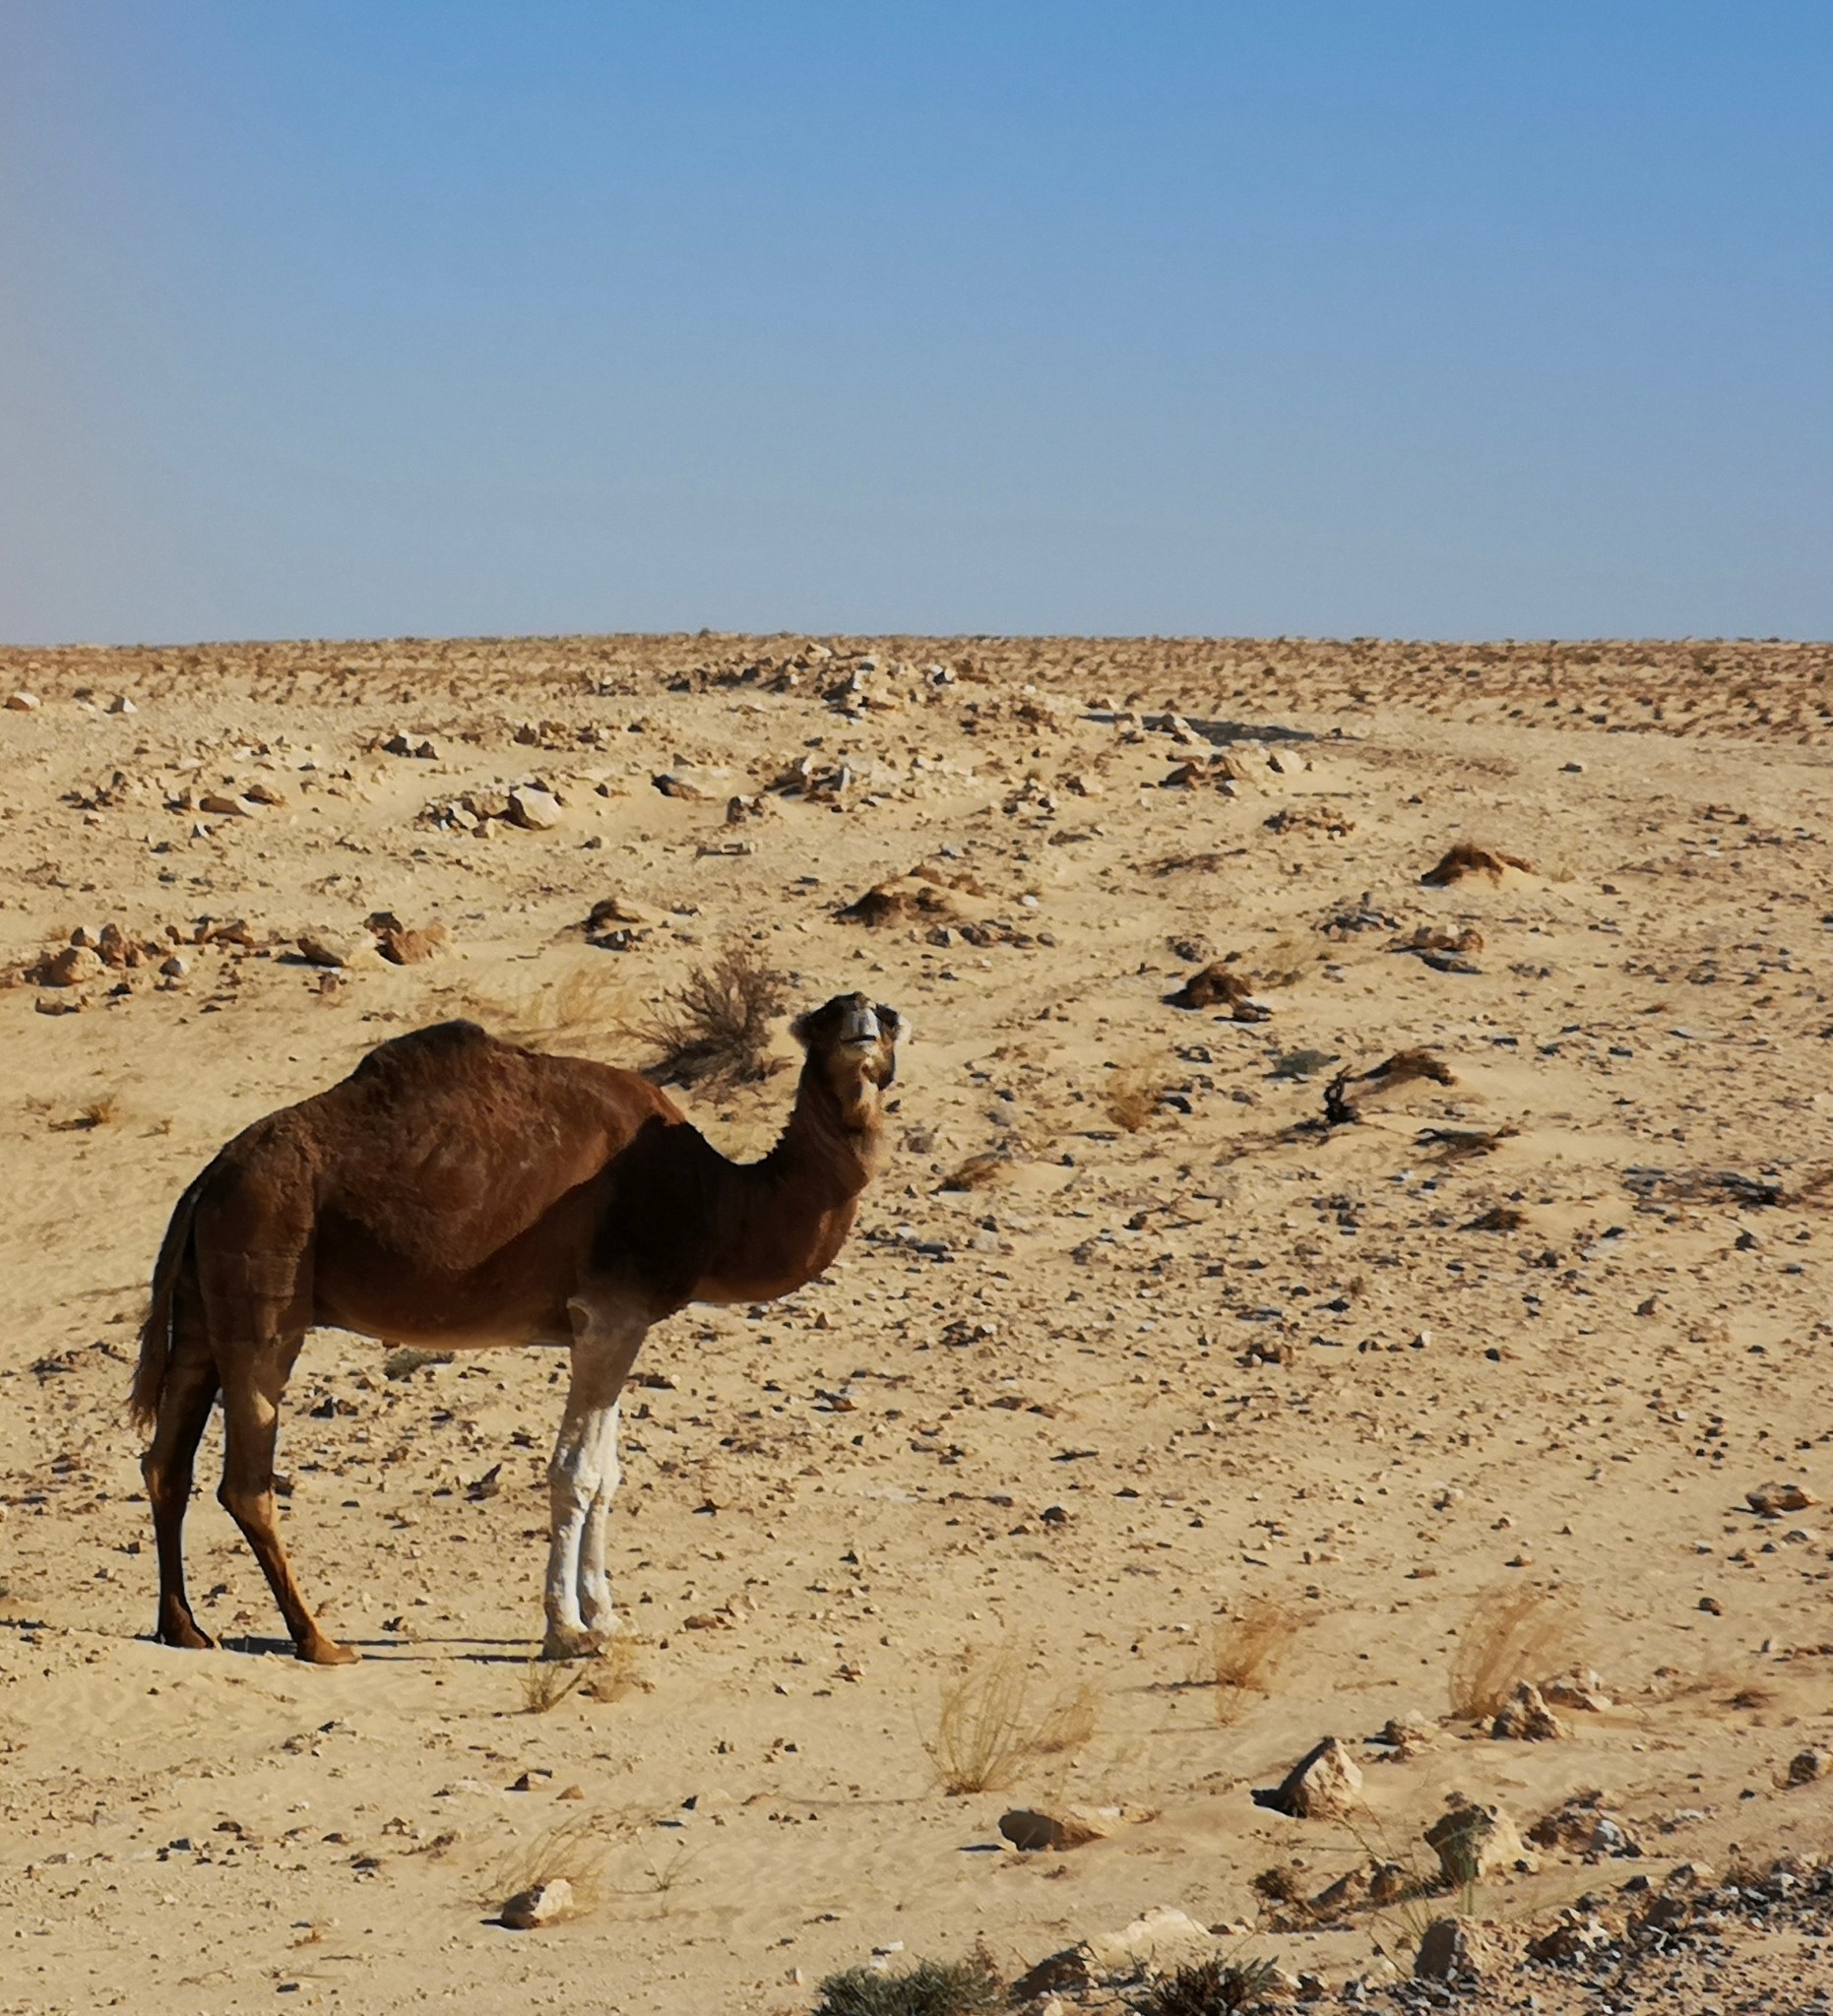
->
[1449,1585,1581,1723]
[926,1645,1099,1795]
[1106,1060,1170,1132]
[938,1152,1008,1192]
[634,943,789,1086]
[1207,1599,1301,1724]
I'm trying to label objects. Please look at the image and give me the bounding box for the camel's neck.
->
[695,1063,881,1304]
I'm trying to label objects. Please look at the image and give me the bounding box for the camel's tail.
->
[129,1166,211,1434]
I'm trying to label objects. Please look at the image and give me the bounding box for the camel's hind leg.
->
[217,1337,358,1666]
[142,1282,221,1651]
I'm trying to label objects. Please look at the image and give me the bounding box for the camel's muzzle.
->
[841,1005,881,1047]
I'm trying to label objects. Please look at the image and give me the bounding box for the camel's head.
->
[791,992,907,1127]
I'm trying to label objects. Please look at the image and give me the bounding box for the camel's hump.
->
[348,1018,504,1080]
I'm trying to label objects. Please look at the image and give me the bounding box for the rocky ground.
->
[2,632,1833,2014]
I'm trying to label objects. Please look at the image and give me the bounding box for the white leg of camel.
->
[543,1302,646,1659]
[577,1400,621,1639]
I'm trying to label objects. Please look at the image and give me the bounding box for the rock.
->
[1544,1669,1612,1712]
[1254,1736,1364,1819]
[1491,1682,1567,1742]
[999,1805,1116,1852]
[498,1877,574,1928]
[1080,1906,1218,1982]
[42,945,103,986]
[297,931,356,969]
[107,694,137,715]
[651,773,708,800]
[368,914,448,965]
[1526,1910,1612,1963]
[6,690,41,711]
[1424,1800,1531,1886]
[1414,1917,1494,1982]
[198,790,254,817]
[507,785,562,830]
[1377,1714,1437,1755]
[1528,1790,1638,1858]
[158,954,189,980]
[1787,1749,1831,1787]
[1748,1481,1817,1516]
[383,731,438,758]
[242,781,287,807]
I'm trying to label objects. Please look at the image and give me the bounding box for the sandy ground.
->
[3,632,1833,2014]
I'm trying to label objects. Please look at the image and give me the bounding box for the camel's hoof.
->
[295,1635,362,1667]
[540,1627,604,1663]
[158,1619,219,1652]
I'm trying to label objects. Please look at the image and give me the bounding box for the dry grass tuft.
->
[579,1633,652,1704]
[1206,1599,1301,1724]
[1449,1585,1582,1722]
[51,1091,123,1132]
[1132,1956,1285,2015]
[633,942,789,1086]
[521,1656,591,1715]
[938,1152,1009,1192]
[814,1949,1005,2016]
[1029,1681,1101,1757]
[1106,1059,1171,1132]
[485,1810,624,1917]
[926,1645,1099,1795]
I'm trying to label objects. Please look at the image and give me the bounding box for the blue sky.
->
[1,2,1828,643]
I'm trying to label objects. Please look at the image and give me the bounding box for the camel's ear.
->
[790,1009,816,1050]
[875,1004,909,1044]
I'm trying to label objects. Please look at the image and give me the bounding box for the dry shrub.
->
[579,1634,652,1704]
[1166,962,1261,1013]
[522,1656,590,1715]
[1421,841,1535,886]
[1449,1585,1581,1722]
[1207,1599,1301,1724]
[814,1950,1005,2016]
[1029,1682,1101,1757]
[1325,1047,1457,1127]
[1133,1957,1284,2016]
[634,943,788,1086]
[927,1645,1099,1795]
[938,1152,1008,1192]
[1106,1060,1170,1132]
[485,1810,624,1917]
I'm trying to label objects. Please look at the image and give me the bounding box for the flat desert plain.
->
[4,633,1833,2015]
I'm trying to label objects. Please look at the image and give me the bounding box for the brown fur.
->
[131,992,902,1664]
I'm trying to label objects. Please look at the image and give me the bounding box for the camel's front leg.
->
[542,1303,645,1660]
[576,1401,622,1640]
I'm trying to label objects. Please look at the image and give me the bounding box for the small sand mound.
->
[1422,842,1535,885]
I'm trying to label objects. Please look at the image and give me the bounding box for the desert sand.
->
[3,632,1833,2013]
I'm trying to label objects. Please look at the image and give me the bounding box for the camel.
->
[129,991,905,1664]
